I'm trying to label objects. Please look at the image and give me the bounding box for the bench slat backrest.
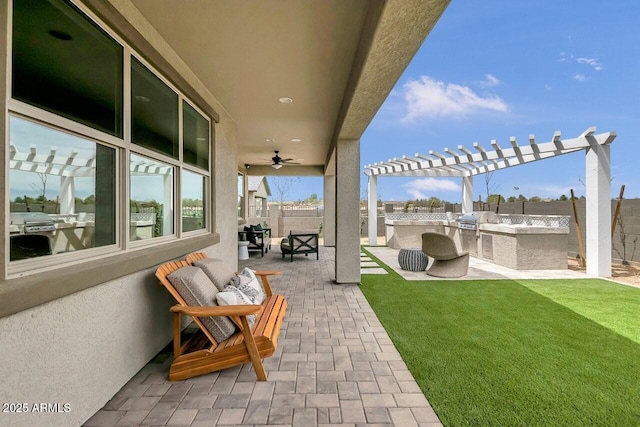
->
[155,260,220,350]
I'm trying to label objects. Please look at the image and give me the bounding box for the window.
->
[238,172,245,219]
[131,57,179,158]
[182,170,206,232]
[12,0,123,137]
[183,101,210,170]
[8,116,116,261]
[130,154,174,240]
[7,0,213,275]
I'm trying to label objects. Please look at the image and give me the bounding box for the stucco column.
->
[335,138,360,283]
[462,176,473,213]
[59,176,75,214]
[585,143,611,277]
[323,175,336,247]
[367,174,377,245]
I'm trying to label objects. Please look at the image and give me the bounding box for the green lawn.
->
[360,248,640,427]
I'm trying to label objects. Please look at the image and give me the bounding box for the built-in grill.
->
[458,211,497,231]
[10,212,56,233]
[9,212,56,261]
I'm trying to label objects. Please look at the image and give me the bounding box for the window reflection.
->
[238,172,245,219]
[130,154,174,240]
[182,170,205,232]
[8,116,116,261]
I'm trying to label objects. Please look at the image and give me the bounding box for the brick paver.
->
[86,246,442,426]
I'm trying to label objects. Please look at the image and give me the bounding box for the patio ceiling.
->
[129,0,450,175]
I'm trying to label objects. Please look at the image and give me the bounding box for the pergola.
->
[9,144,174,232]
[364,127,617,277]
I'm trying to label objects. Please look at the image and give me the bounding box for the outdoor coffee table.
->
[398,248,428,271]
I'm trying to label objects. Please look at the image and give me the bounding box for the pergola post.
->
[462,176,473,213]
[367,174,377,245]
[163,173,174,235]
[59,176,75,214]
[585,141,611,277]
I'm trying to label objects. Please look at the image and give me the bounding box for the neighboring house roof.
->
[248,176,271,197]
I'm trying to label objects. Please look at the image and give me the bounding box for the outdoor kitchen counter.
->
[385,219,452,249]
[475,223,570,270]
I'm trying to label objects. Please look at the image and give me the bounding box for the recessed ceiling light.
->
[278,97,293,104]
[291,138,302,143]
[265,138,273,143]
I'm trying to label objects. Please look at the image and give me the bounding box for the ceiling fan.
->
[267,150,301,169]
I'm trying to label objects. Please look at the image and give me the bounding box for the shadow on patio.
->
[85,245,441,426]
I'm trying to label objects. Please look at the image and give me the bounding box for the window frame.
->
[4,0,214,280]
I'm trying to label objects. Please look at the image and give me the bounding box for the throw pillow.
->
[216,286,257,329]
[193,258,236,291]
[245,225,257,244]
[229,267,266,304]
[167,266,237,343]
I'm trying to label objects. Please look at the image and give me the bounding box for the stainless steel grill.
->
[458,211,497,231]
[10,212,56,233]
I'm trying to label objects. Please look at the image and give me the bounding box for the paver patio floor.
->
[86,245,442,426]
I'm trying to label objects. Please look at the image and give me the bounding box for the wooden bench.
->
[155,257,287,381]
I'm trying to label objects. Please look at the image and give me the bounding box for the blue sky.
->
[284,0,639,203]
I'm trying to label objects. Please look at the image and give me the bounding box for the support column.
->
[323,175,336,247]
[585,142,611,277]
[462,176,473,213]
[367,174,377,246]
[59,176,75,214]
[335,138,360,283]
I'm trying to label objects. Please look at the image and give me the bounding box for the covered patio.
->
[86,246,441,426]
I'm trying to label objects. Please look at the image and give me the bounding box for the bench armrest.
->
[255,270,281,297]
[170,304,263,317]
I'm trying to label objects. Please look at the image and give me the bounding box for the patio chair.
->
[280,230,319,262]
[421,231,469,278]
[155,257,287,381]
[243,224,272,257]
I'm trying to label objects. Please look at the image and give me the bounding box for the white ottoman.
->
[238,240,250,260]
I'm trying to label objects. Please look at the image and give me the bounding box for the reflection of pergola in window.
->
[9,144,174,233]
[364,127,616,277]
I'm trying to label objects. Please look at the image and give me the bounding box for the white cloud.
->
[403,178,461,199]
[479,74,500,88]
[402,76,508,122]
[573,74,586,82]
[576,57,603,71]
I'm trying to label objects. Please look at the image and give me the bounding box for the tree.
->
[516,194,527,202]
[484,171,498,201]
[305,193,318,204]
[487,194,505,204]
[30,172,48,211]
[507,196,516,203]
[271,176,300,208]
[529,196,541,202]
[558,194,568,201]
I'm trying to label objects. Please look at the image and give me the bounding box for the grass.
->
[360,248,640,427]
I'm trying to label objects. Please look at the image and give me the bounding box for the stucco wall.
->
[0,1,239,426]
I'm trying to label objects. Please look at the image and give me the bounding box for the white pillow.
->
[229,268,267,304]
[216,286,257,328]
